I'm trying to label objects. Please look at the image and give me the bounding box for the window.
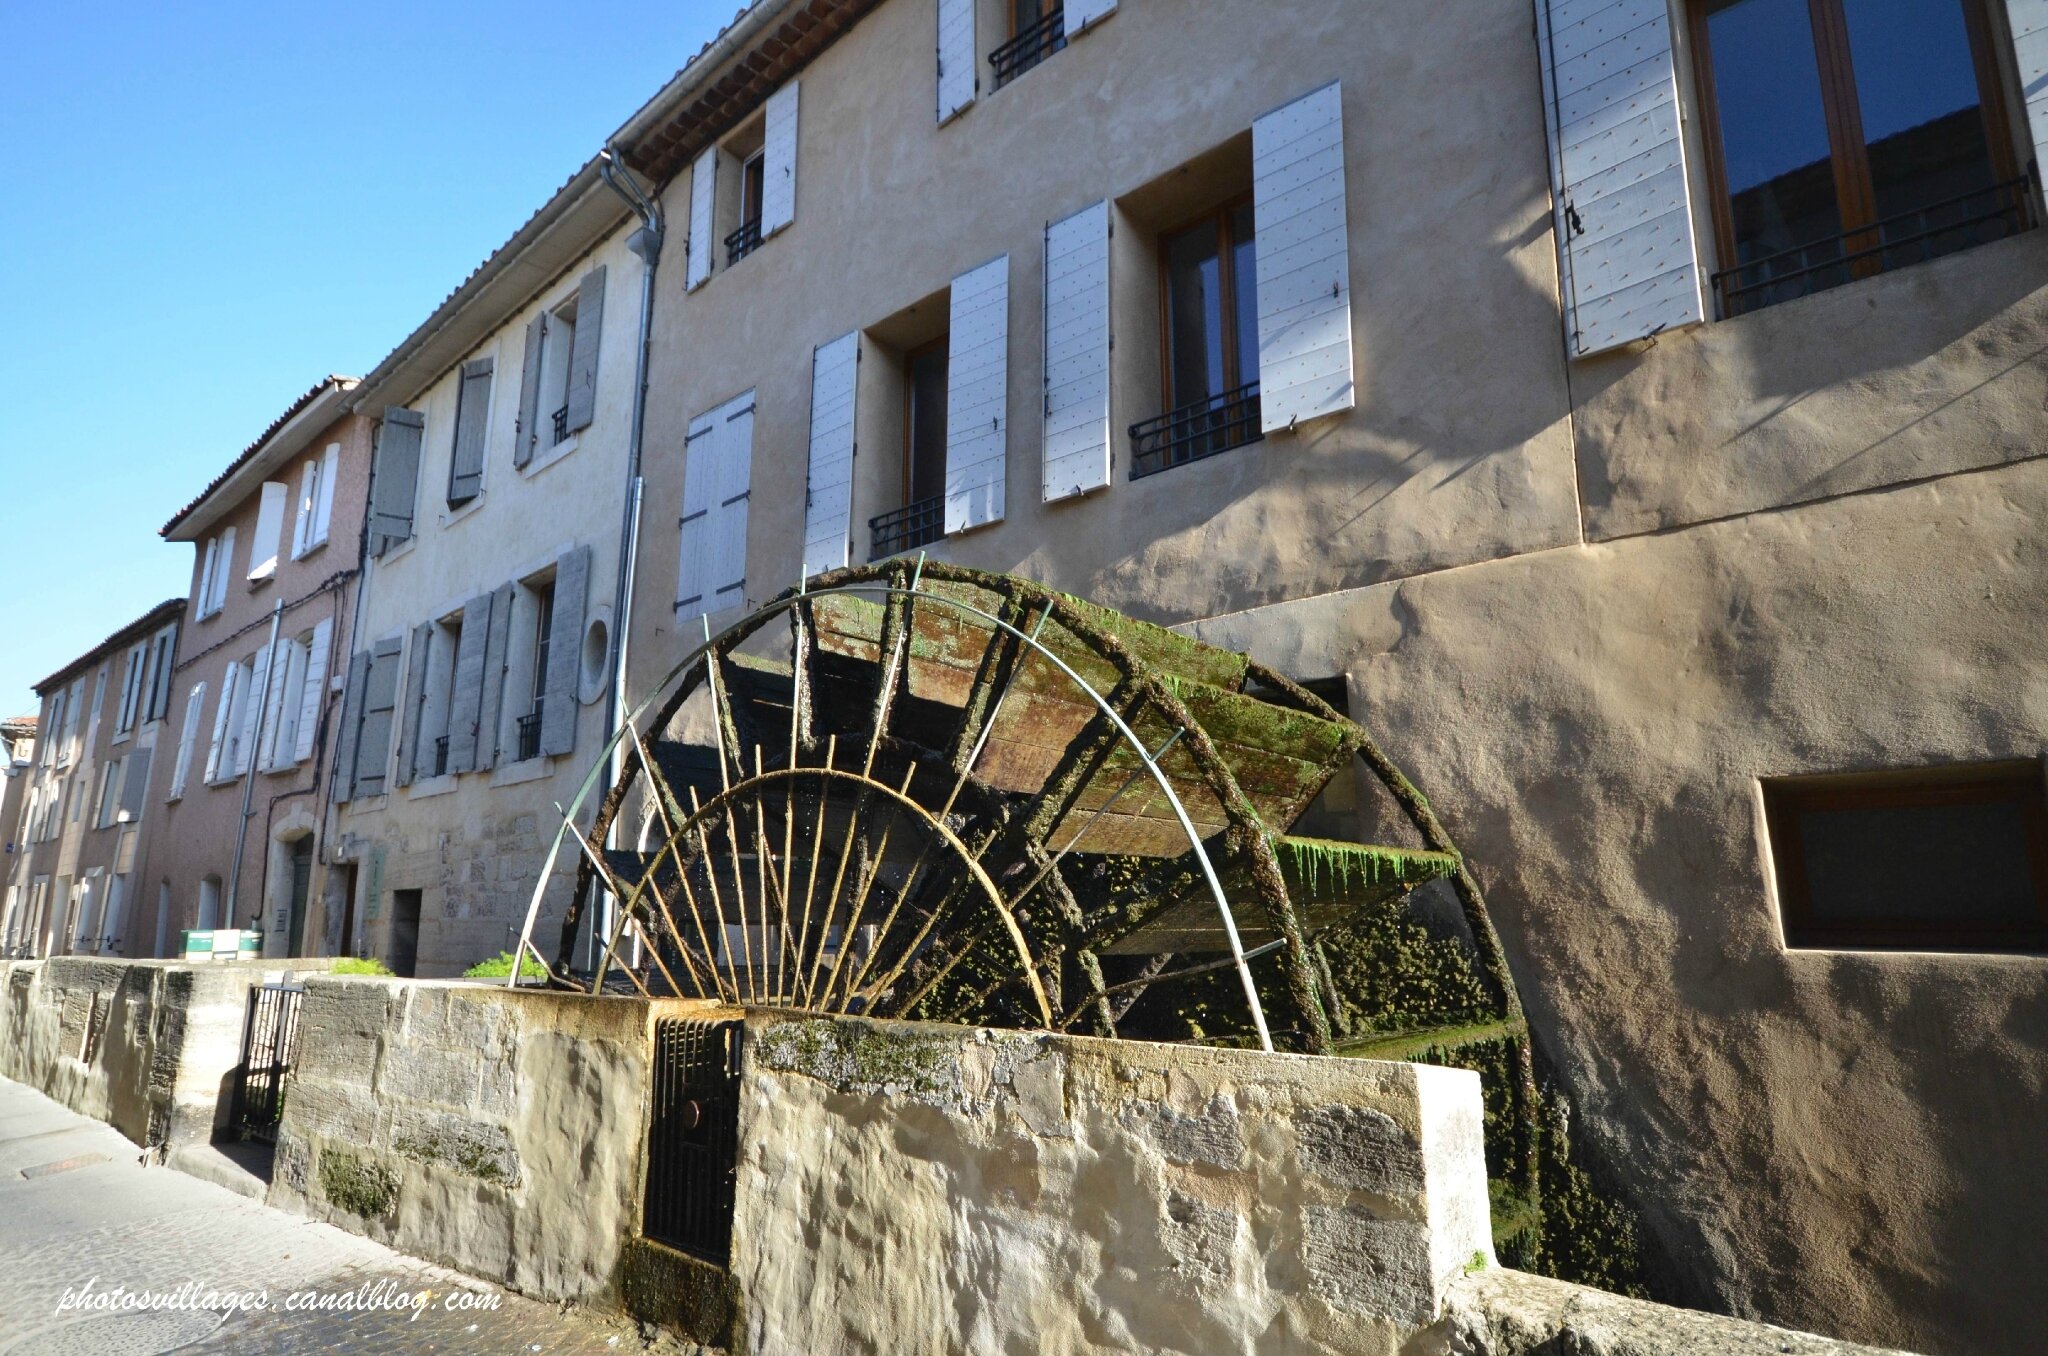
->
[992,0,1065,89]
[249,481,289,581]
[370,410,425,554]
[94,759,122,829]
[344,637,405,800]
[447,358,494,508]
[1763,761,2048,951]
[262,632,314,772]
[60,679,84,764]
[292,444,339,559]
[1133,201,1262,477]
[536,299,579,452]
[1691,0,2030,317]
[872,338,949,558]
[168,682,205,799]
[197,527,235,616]
[508,580,555,763]
[143,625,176,723]
[115,642,147,736]
[205,658,252,784]
[722,120,769,266]
[412,616,464,780]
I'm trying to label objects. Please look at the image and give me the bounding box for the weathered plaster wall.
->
[731,1013,1494,1356]
[1188,457,2048,1356]
[270,978,663,1307]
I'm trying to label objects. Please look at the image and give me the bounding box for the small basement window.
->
[1763,760,2048,952]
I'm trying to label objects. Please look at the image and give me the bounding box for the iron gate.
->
[643,1018,743,1264]
[231,981,305,1142]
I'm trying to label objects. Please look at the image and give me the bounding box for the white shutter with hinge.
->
[205,663,237,782]
[937,0,977,124]
[249,483,287,580]
[1043,201,1111,503]
[761,82,800,237]
[1535,0,1703,357]
[803,334,859,574]
[677,412,717,616]
[945,255,1010,534]
[236,643,273,776]
[258,638,299,770]
[293,619,330,764]
[688,150,716,290]
[1064,0,1117,37]
[314,444,338,545]
[2005,0,2048,179]
[712,396,755,608]
[1252,81,1356,433]
[291,460,317,559]
[170,683,204,798]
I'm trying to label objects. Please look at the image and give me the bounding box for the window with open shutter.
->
[1252,81,1356,433]
[204,663,239,783]
[249,483,289,580]
[291,458,318,559]
[118,749,152,824]
[293,618,330,765]
[761,83,800,238]
[211,528,236,612]
[515,315,546,469]
[539,546,590,758]
[476,581,517,768]
[688,149,717,290]
[565,266,605,435]
[804,333,859,574]
[938,0,977,123]
[1043,201,1112,502]
[314,443,338,546]
[197,538,221,617]
[447,358,494,506]
[146,626,176,723]
[445,593,493,774]
[169,683,204,799]
[351,638,404,798]
[371,409,425,554]
[1535,0,1704,355]
[945,256,1010,534]
[235,644,273,776]
[259,637,302,771]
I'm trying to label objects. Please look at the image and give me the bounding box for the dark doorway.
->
[331,864,359,958]
[390,888,422,978]
[284,838,314,958]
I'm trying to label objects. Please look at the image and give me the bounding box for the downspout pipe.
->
[595,146,663,970]
[228,597,285,938]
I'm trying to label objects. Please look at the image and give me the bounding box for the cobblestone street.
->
[0,1077,694,1355]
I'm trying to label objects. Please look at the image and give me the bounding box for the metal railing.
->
[725,218,763,265]
[991,7,1065,90]
[517,709,543,763]
[643,1018,743,1265]
[551,405,569,446]
[231,981,305,1144]
[1713,176,2036,318]
[1130,382,1263,479]
[870,495,945,558]
[432,736,450,778]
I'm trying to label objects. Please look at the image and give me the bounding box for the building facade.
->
[0,602,182,960]
[593,2,2048,1353]
[136,377,372,961]
[326,161,653,977]
[0,715,36,951]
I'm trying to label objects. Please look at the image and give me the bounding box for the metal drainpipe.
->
[596,146,663,973]
[227,597,285,942]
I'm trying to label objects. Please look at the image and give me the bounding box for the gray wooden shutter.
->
[448,357,494,505]
[1042,201,1112,502]
[170,682,205,799]
[565,266,605,434]
[396,623,432,786]
[945,255,1010,534]
[1252,81,1356,432]
[514,316,545,470]
[371,409,425,554]
[147,628,176,723]
[677,412,716,615]
[712,398,754,606]
[444,596,492,774]
[2015,2,2048,176]
[539,546,590,758]
[119,748,152,823]
[761,82,800,237]
[292,619,330,764]
[354,639,404,798]
[687,149,717,290]
[1535,0,1704,357]
[236,643,274,776]
[1064,0,1116,36]
[937,0,977,124]
[476,581,517,769]
[332,652,368,801]
[803,333,859,574]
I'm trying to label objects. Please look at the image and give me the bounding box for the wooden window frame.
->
[1763,759,2048,952]
[1686,0,2023,296]
[1155,193,1255,417]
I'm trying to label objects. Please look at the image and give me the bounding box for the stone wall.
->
[268,978,675,1308]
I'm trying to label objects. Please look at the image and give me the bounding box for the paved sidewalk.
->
[0,1077,698,1355]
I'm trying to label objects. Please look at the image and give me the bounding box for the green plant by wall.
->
[463,951,543,982]
[331,956,394,976]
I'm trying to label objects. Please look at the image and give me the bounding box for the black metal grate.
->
[870,495,945,558]
[991,7,1065,90]
[1130,382,1263,479]
[726,218,763,265]
[232,982,305,1143]
[432,736,450,778]
[643,1017,743,1265]
[551,405,570,446]
[1712,176,2036,318]
[517,710,543,763]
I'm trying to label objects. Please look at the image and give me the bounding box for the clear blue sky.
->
[0,2,738,719]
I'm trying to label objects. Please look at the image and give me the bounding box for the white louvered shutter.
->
[1065,0,1117,36]
[1535,0,1704,357]
[2014,1,2048,178]
[687,149,717,290]
[258,639,297,770]
[170,683,204,798]
[945,255,1010,534]
[236,644,272,775]
[205,665,238,782]
[293,619,330,763]
[313,444,338,544]
[249,482,288,579]
[804,334,859,574]
[937,0,977,124]
[677,410,717,616]
[291,460,317,558]
[1252,81,1356,433]
[761,82,800,238]
[1042,201,1112,502]
[712,395,755,609]
[213,527,236,609]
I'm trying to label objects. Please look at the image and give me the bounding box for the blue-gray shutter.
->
[1535,0,1705,356]
[760,83,800,238]
[370,409,425,555]
[332,651,368,800]
[1042,201,1112,502]
[539,546,590,758]
[119,748,152,822]
[514,316,545,470]
[937,0,977,124]
[444,594,492,774]
[352,639,404,798]
[803,333,859,574]
[448,357,494,505]
[944,255,1010,534]
[1252,81,1356,432]
[476,582,517,769]
[687,150,717,290]
[2010,0,2048,176]
[564,266,605,434]
[397,623,433,786]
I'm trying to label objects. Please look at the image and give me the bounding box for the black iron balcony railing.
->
[726,218,763,266]
[870,495,945,559]
[551,405,569,446]
[1712,176,2036,319]
[432,736,450,778]
[516,709,543,763]
[1130,382,1263,479]
[991,7,1065,90]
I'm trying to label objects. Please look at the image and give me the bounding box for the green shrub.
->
[330,956,393,976]
[463,950,543,982]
